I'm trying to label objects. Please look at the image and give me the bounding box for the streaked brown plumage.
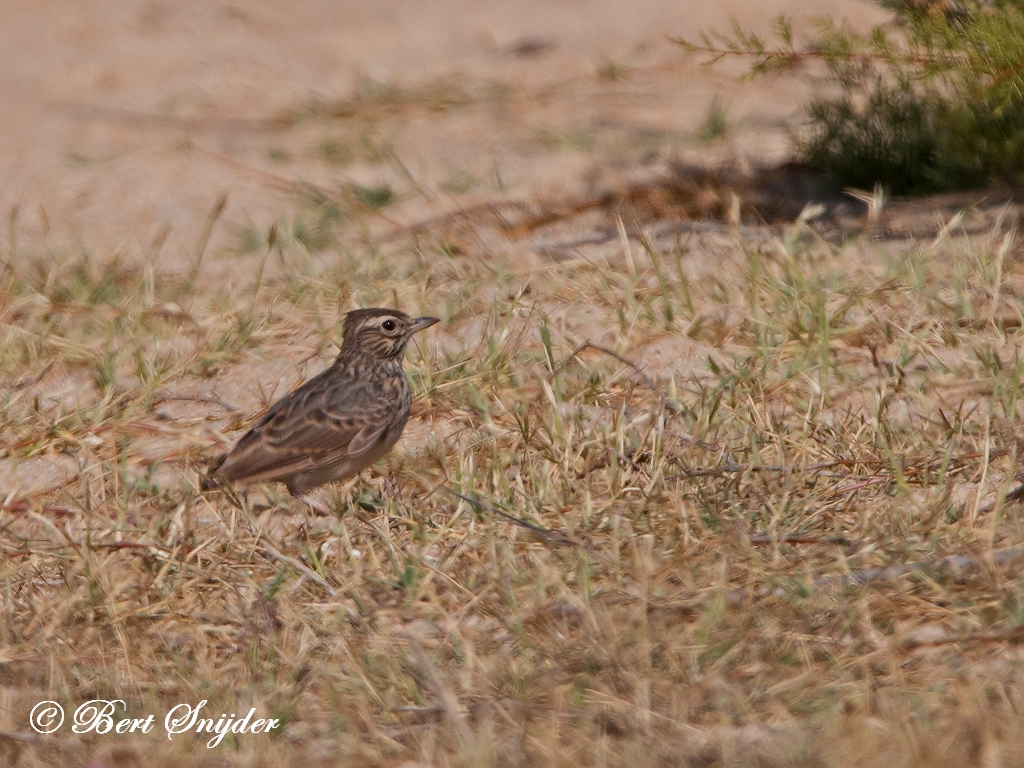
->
[207,308,438,496]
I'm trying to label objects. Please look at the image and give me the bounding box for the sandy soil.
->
[0,0,886,263]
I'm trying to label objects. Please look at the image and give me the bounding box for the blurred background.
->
[0,0,882,260]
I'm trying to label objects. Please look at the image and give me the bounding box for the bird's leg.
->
[382,471,406,504]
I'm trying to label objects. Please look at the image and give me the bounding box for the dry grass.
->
[4,190,1024,768]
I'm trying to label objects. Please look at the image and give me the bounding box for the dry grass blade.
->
[903,624,1024,649]
[151,392,239,412]
[405,637,474,749]
[260,541,338,595]
[2,361,54,391]
[749,533,856,546]
[551,341,725,454]
[187,193,228,282]
[7,152,1024,767]
[444,486,607,561]
[813,544,1024,591]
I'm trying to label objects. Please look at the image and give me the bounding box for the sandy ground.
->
[0,0,886,264]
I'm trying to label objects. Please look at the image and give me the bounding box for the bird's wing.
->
[215,375,390,485]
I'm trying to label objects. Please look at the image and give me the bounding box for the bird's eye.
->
[381,319,397,332]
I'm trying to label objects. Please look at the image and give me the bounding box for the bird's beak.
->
[408,316,440,335]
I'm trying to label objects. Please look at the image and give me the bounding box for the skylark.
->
[206,308,438,496]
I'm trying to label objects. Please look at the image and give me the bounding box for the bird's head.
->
[339,308,439,362]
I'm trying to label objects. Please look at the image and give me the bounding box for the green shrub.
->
[678,1,1024,194]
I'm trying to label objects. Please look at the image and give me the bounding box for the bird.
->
[205,308,438,496]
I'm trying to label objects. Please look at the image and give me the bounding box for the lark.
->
[206,308,438,496]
